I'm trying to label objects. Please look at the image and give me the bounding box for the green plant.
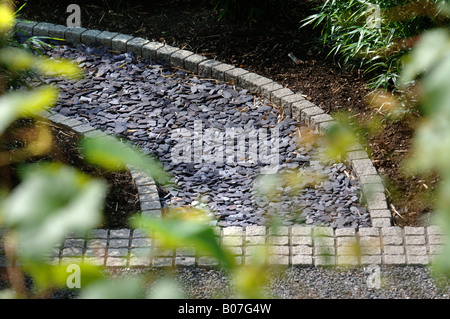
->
[301,0,450,90]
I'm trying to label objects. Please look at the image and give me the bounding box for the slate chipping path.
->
[41,43,370,229]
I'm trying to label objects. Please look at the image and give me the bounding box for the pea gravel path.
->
[52,265,449,299]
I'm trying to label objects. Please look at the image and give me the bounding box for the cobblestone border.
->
[7,21,446,268]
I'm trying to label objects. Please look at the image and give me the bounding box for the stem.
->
[4,232,28,299]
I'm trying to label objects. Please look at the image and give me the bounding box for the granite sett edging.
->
[5,20,445,268]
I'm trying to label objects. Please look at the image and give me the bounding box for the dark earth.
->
[0,118,140,229]
[14,0,438,227]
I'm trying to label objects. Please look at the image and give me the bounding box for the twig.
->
[390,204,404,219]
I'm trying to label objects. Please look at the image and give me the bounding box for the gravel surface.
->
[1,265,448,299]
[38,42,370,229]
[107,265,450,299]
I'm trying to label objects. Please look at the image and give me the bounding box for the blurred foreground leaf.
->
[0,86,58,134]
[0,163,106,260]
[22,262,105,294]
[80,135,172,185]
[80,276,146,299]
[131,214,235,269]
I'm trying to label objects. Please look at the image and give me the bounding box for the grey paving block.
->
[269,226,289,236]
[281,94,305,114]
[292,245,313,255]
[318,120,337,134]
[245,225,266,236]
[222,236,243,246]
[106,257,128,267]
[211,63,235,81]
[108,248,129,257]
[245,236,266,245]
[291,255,313,265]
[359,174,384,186]
[15,20,38,36]
[71,124,96,134]
[371,218,392,228]
[269,236,289,246]
[301,106,324,123]
[370,209,392,220]
[270,88,294,106]
[237,73,272,93]
[156,45,180,63]
[111,34,134,52]
[335,228,356,237]
[358,227,380,237]
[170,49,194,68]
[127,37,150,57]
[87,229,109,239]
[48,24,69,39]
[384,255,406,265]
[142,209,162,218]
[141,42,164,60]
[95,31,119,48]
[291,225,312,236]
[33,22,54,36]
[184,54,208,73]
[65,27,87,44]
[198,59,221,78]
[407,255,429,265]
[224,68,249,84]
[259,82,284,100]
[314,255,335,266]
[313,226,334,238]
[292,236,312,246]
[310,113,334,129]
[110,229,131,238]
[139,192,159,203]
[405,235,426,246]
[360,255,382,265]
[404,226,425,235]
[346,150,369,161]
[223,226,243,236]
[351,159,378,177]
[175,256,196,266]
[81,29,102,45]
[365,191,388,210]
[141,199,162,210]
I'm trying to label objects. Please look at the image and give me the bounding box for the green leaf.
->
[0,86,58,135]
[131,215,235,269]
[80,135,171,185]
[0,163,106,260]
[22,261,105,293]
[400,29,450,87]
[79,277,146,299]
[147,277,186,299]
